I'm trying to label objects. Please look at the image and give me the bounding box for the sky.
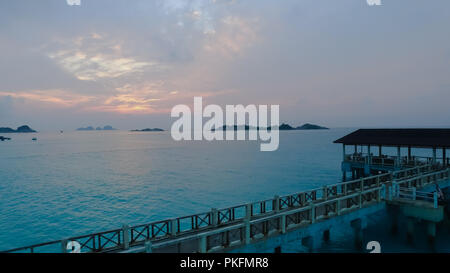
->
[0,0,450,131]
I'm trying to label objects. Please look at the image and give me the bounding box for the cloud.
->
[203,16,259,56]
[50,51,154,81]
[47,34,162,81]
[0,89,94,107]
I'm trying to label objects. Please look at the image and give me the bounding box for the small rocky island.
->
[77,125,117,131]
[130,128,164,132]
[280,123,329,130]
[0,125,37,133]
[213,123,328,131]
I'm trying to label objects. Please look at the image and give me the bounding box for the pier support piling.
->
[406,217,414,244]
[427,222,436,246]
[350,219,364,251]
[323,229,330,242]
[301,235,321,253]
[387,206,399,235]
[198,236,207,253]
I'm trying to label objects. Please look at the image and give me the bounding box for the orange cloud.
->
[0,89,94,107]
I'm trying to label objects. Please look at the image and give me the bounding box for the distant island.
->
[77,125,117,131]
[280,123,329,130]
[0,136,12,141]
[212,123,328,131]
[0,125,37,133]
[130,128,164,132]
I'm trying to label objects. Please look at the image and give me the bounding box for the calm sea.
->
[0,128,449,252]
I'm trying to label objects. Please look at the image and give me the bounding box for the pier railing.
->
[394,187,438,208]
[3,164,448,253]
[344,154,440,168]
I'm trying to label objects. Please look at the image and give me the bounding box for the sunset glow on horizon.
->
[1,0,450,130]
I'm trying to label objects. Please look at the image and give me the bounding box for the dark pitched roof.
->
[334,129,450,148]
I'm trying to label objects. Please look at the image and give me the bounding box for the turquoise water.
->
[1,128,449,252]
[0,129,350,250]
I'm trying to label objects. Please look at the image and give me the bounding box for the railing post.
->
[336,199,341,215]
[310,204,315,224]
[145,240,152,253]
[244,219,251,244]
[245,203,252,219]
[300,193,306,205]
[211,208,218,226]
[412,187,416,200]
[281,215,286,234]
[274,195,280,212]
[359,192,362,208]
[388,186,393,201]
[360,178,364,191]
[122,224,130,250]
[198,235,207,253]
[171,219,177,236]
[323,186,328,201]
[433,192,438,209]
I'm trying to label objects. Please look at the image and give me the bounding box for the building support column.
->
[379,145,382,157]
[408,146,411,163]
[342,144,346,161]
[342,144,346,182]
[433,147,437,165]
[443,148,447,167]
[397,146,401,167]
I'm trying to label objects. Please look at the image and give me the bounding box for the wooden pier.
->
[3,129,450,253]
